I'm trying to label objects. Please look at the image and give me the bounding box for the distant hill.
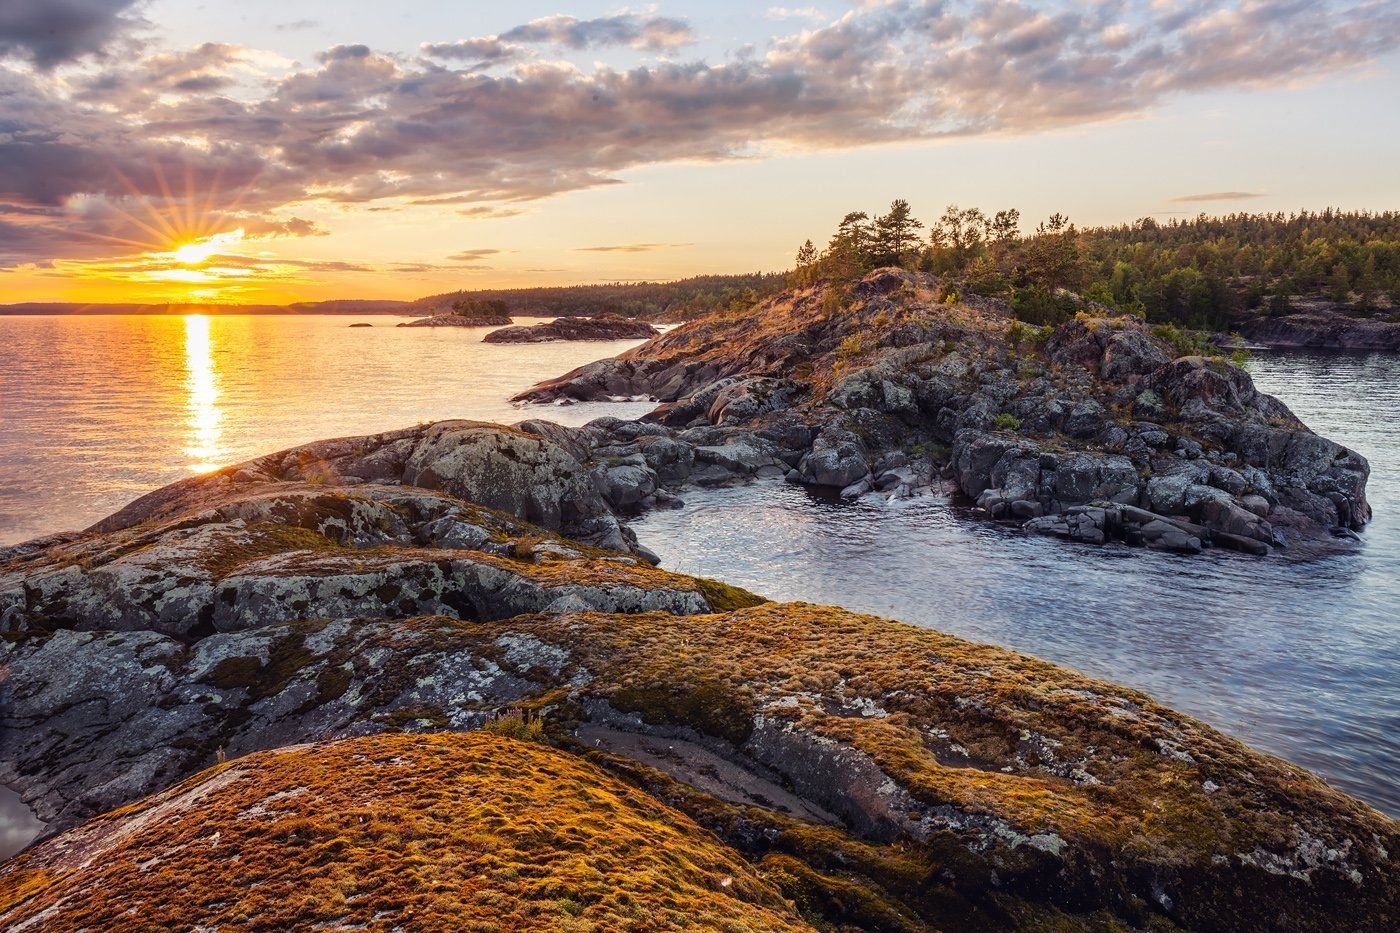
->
[0,299,412,315]
[407,273,786,322]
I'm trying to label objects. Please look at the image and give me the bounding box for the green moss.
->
[611,679,755,747]
[378,705,449,730]
[694,577,767,612]
[205,656,263,691]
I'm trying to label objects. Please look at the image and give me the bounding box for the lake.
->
[0,314,656,545]
[0,318,1395,857]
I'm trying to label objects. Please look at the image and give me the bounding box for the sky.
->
[0,0,1396,305]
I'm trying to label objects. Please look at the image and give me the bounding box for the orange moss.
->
[0,733,812,932]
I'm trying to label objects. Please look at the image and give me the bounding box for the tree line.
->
[793,204,1400,329]
[415,273,786,321]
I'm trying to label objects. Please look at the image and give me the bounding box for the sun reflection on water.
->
[183,315,225,472]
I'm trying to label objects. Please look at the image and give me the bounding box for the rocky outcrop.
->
[398,311,512,327]
[484,316,660,343]
[1,419,1396,930]
[1237,301,1400,350]
[83,420,635,551]
[514,270,1372,556]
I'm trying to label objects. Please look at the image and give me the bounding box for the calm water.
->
[0,315,656,545]
[634,351,1400,818]
[0,324,1396,853]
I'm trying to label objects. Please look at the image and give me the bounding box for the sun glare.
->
[170,228,246,266]
[183,315,225,473]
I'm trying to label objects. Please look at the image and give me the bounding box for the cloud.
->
[275,20,319,32]
[446,249,502,262]
[420,37,518,66]
[574,243,692,253]
[0,0,144,68]
[500,14,694,51]
[1169,191,1266,202]
[4,2,1400,267]
[766,8,827,23]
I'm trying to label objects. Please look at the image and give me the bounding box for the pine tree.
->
[872,199,923,267]
[795,239,817,268]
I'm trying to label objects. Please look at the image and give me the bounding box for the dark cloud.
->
[575,243,692,253]
[1170,191,1266,202]
[4,2,1399,266]
[500,14,694,51]
[420,37,518,66]
[0,0,143,68]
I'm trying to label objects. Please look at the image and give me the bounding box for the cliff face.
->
[2,424,1397,930]
[516,269,1370,556]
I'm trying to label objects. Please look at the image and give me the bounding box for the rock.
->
[1139,519,1203,554]
[840,477,872,499]
[1241,493,1272,518]
[484,317,659,343]
[1025,507,1108,545]
[1064,399,1107,439]
[798,428,869,488]
[1101,329,1170,382]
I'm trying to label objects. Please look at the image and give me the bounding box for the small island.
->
[484,315,661,343]
[399,297,513,327]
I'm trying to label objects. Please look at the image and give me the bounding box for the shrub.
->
[482,715,545,743]
[993,413,1022,432]
[1150,322,1214,358]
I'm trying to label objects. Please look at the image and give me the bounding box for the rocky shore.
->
[485,316,661,343]
[1236,300,1400,351]
[515,269,1370,557]
[1,416,1396,930]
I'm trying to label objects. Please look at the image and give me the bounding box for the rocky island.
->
[484,315,662,343]
[0,275,1395,929]
[399,297,514,328]
[517,269,1370,557]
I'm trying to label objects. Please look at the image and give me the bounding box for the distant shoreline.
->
[0,300,413,316]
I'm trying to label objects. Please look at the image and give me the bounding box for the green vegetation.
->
[993,413,1022,432]
[792,206,1400,330]
[414,273,786,322]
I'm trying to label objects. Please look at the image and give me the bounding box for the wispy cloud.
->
[1169,191,1267,203]
[574,243,692,253]
[446,249,503,263]
[766,7,827,23]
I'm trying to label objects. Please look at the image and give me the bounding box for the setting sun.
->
[169,229,246,266]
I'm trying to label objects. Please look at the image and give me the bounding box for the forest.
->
[411,273,785,321]
[792,204,1400,329]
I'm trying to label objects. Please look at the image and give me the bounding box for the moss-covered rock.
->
[0,733,811,931]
